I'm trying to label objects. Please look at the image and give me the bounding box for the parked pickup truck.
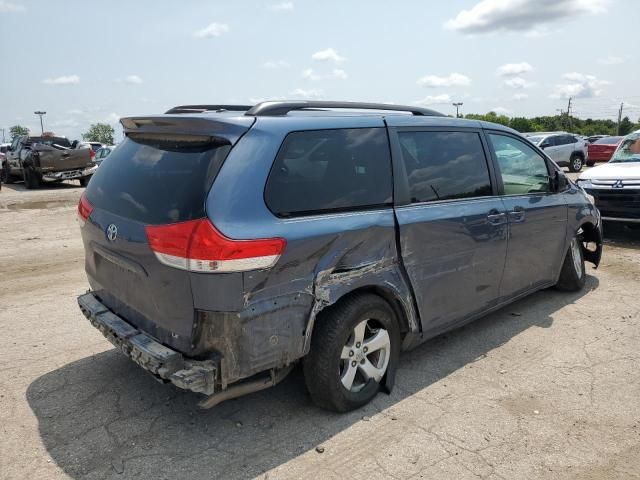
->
[1,134,95,189]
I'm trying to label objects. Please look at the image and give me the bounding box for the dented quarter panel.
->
[201,117,419,385]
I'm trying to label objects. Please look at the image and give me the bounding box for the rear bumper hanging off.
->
[77,292,217,395]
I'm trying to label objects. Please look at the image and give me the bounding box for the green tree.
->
[82,123,115,145]
[618,116,635,136]
[509,117,532,133]
[9,125,29,140]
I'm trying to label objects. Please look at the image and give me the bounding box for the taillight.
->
[145,219,286,273]
[77,192,93,226]
[90,149,96,159]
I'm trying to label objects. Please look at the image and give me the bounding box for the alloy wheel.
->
[571,238,583,278]
[339,319,390,392]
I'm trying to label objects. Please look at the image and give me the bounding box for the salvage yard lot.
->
[1,179,639,480]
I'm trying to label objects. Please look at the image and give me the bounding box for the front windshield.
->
[610,133,640,163]
[527,135,545,145]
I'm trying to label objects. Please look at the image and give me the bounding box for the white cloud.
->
[43,75,80,85]
[0,1,25,12]
[414,94,453,106]
[289,88,324,99]
[445,0,610,34]
[598,55,624,65]
[302,68,348,80]
[311,48,346,63]
[193,22,229,38]
[51,118,80,129]
[103,113,120,124]
[492,107,511,115]
[262,60,290,69]
[417,73,471,88]
[497,62,533,76]
[125,75,143,84]
[512,93,529,100]
[503,77,534,89]
[551,72,610,99]
[270,1,293,11]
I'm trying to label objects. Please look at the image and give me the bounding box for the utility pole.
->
[34,111,46,135]
[452,102,463,118]
[616,102,624,135]
[566,97,572,132]
[1,128,5,143]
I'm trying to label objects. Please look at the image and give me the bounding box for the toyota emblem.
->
[106,224,118,242]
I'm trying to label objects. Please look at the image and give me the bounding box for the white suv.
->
[525,132,588,172]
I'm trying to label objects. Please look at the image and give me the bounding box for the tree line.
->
[464,111,639,136]
[7,123,115,145]
[7,113,640,145]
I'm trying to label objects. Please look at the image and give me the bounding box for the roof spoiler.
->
[120,115,253,144]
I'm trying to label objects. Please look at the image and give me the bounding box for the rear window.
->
[26,137,71,148]
[594,136,623,145]
[85,134,231,224]
[265,128,392,217]
[398,131,492,203]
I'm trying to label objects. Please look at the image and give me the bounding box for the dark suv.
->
[77,101,603,412]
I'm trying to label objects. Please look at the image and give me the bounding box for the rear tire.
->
[555,236,586,291]
[303,294,400,412]
[569,154,584,172]
[2,164,15,184]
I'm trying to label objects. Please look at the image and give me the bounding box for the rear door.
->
[81,117,252,353]
[486,132,568,299]
[542,135,563,163]
[390,127,508,332]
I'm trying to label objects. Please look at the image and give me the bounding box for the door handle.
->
[509,207,526,222]
[487,212,507,225]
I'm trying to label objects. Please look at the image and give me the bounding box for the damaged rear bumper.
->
[77,292,217,395]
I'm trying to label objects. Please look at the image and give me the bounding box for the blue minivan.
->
[77,101,602,412]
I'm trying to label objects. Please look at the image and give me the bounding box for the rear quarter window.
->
[264,128,393,217]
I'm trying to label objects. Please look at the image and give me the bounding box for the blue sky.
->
[1,0,638,142]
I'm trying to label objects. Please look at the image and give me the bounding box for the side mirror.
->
[540,143,549,149]
[552,170,569,192]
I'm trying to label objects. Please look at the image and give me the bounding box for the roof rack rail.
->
[165,105,253,114]
[245,101,444,117]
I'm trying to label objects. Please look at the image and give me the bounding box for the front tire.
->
[79,175,92,187]
[24,167,41,189]
[569,154,584,172]
[304,294,400,412]
[555,236,586,291]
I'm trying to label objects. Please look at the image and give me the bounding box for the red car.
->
[587,136,623,166]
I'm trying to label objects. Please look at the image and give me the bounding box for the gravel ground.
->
[1,173,639,480]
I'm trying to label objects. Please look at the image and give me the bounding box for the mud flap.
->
[581,223,603,268]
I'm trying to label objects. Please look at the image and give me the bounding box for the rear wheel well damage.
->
[304,285,416,354]
[577,221,602,268]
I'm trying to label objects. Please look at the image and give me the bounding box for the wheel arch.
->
[303,282,420,357]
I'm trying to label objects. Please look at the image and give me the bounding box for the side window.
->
[488,133,551,195]
[398,131,492,203]
[265,128,392,216]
